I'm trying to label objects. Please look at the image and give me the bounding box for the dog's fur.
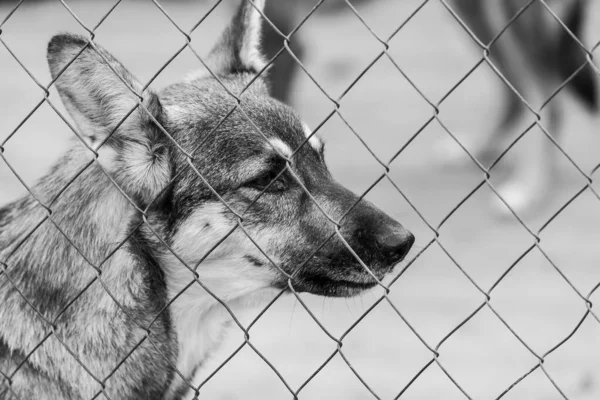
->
[0,0,413,398]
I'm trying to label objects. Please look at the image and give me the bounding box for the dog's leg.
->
[437,0,528,166]
[487,0,576,217]
[262,0,304,104]
[479,56,528,162]
[492,85,560,217]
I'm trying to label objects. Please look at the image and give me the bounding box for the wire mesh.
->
[0,0,599,399]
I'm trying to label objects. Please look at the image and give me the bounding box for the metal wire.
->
[0,0,599,399]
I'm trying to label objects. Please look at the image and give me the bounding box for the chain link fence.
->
[1,0,599,399]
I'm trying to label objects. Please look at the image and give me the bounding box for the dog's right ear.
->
[205,0,267,76]
[47,34,162,148]
[47,34,171,204]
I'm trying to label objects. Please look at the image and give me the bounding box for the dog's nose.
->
[375,230,415,264]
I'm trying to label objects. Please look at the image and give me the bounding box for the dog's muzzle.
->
[288,185,415,297]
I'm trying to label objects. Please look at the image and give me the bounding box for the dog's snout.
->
[322,184,415,272]
[376,229,415,263]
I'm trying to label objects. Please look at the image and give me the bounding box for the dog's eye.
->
[247,169,287,192]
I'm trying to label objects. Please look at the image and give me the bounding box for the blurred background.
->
[1,0,600,399]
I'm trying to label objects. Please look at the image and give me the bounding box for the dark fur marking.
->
[244,255,263,267]
[559,0,598,111]
[131,373,172,399]
[153,185,178,239]
[170,380,194,400]
[0,335,30,386]
[0,206,9,229]
[226,65,259,76]
[0,336,11,360]
[126,222,171,319]
[123,222,177,396]
[9,275,70,319]
[0,253,72,320]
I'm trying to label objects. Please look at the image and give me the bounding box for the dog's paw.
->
[490,176,552,218]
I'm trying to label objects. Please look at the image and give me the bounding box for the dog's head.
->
[46,0,413,299]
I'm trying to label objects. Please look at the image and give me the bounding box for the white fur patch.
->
[162,203,280,393]
[164,104,190,120]
[116,141,171,201]
[267,138,293,158]
[96,145,118,170]
[302,122,324,153]
[240,0,267,72]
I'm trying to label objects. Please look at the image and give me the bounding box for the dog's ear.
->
[47,34,161,147]
[48,34,171,204]
[206,0,267,75]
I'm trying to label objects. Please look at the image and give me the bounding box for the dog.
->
[0,0,414,398]
[262,0,598,215]
[261,0,369,104]
[438,0,598,215]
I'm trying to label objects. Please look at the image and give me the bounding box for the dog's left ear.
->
[206,0,267,75]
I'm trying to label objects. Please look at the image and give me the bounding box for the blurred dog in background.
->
[440,0,598,215]
[262,0,598,216]
[261,0,363,104]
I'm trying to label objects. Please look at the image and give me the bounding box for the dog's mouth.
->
[289,269,385,298]
[274,250,402,298]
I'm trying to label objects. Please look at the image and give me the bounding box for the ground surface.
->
[1,0,600,399]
